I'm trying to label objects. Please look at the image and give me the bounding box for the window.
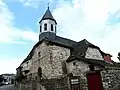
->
[40,25,42,32]
[89,64,94,71]
[38,52,41,57]
[4,79,7,82]
[44,23,47,31]
[27,62,29,64]
[51,24,53,31]
[38,67,42,78]
[73,62,76,66]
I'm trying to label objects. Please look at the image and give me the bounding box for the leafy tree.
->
[118,52,120,60]
[0,75,4,83]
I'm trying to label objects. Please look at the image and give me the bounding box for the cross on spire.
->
[47,3,49,9]
[39,4,57,24]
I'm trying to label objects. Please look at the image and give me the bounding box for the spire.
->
[39,5,57,37]
[47,3,49,10]
[39,5,57,24]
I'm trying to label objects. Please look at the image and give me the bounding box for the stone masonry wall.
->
[17,77,69,90]
[31,41,70,79]
[67,60,89,90]
[67,60,103,90]
[25,41,71,89]
[101,67,120,90]
[18,41,120,90]
[47,43,70,78]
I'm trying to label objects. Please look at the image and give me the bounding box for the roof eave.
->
[39,18,57,24]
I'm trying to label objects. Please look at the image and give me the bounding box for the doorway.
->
[70,76,80,90]
[87,71,103,90]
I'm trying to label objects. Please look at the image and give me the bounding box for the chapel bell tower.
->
[39,6,57,35]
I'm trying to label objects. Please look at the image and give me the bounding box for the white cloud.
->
[0,0,38,43]
[19,0,53,8]
[0,57,24,74]
[20,0,39,8]
[53,0,120,62]
[0,0,38,74]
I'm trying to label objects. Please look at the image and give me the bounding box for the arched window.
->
[38,52,41,57]
[73,62,76,66]
[40,25,42,32]
[44,23,47,31]
[51,24,53,31]
[29,74,32,80]
[38,67,42,78]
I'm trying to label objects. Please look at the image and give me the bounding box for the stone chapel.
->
[16,7,120,90]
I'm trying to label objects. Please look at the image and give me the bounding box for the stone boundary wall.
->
[16,77,69,90]
[101,67,120,90]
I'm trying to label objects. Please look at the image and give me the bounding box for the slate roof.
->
[80,39,97,47]
[112,61,120,67]
[39,7,57,24]
[71,39,106,58]
[65,39,116,67]
[66,55,115,67]
[39,32,77,47]
[21,32,77,64]
[20,32,117,68]
[66,55,106,67]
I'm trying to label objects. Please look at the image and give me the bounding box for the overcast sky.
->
[0,0,120,74]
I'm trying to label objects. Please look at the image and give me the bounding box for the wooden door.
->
[87,72,103,90]
[71,84,80,90]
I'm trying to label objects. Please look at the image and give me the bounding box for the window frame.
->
[44,23,47,31]
[51,24,53,31]
[38,52,41,57]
